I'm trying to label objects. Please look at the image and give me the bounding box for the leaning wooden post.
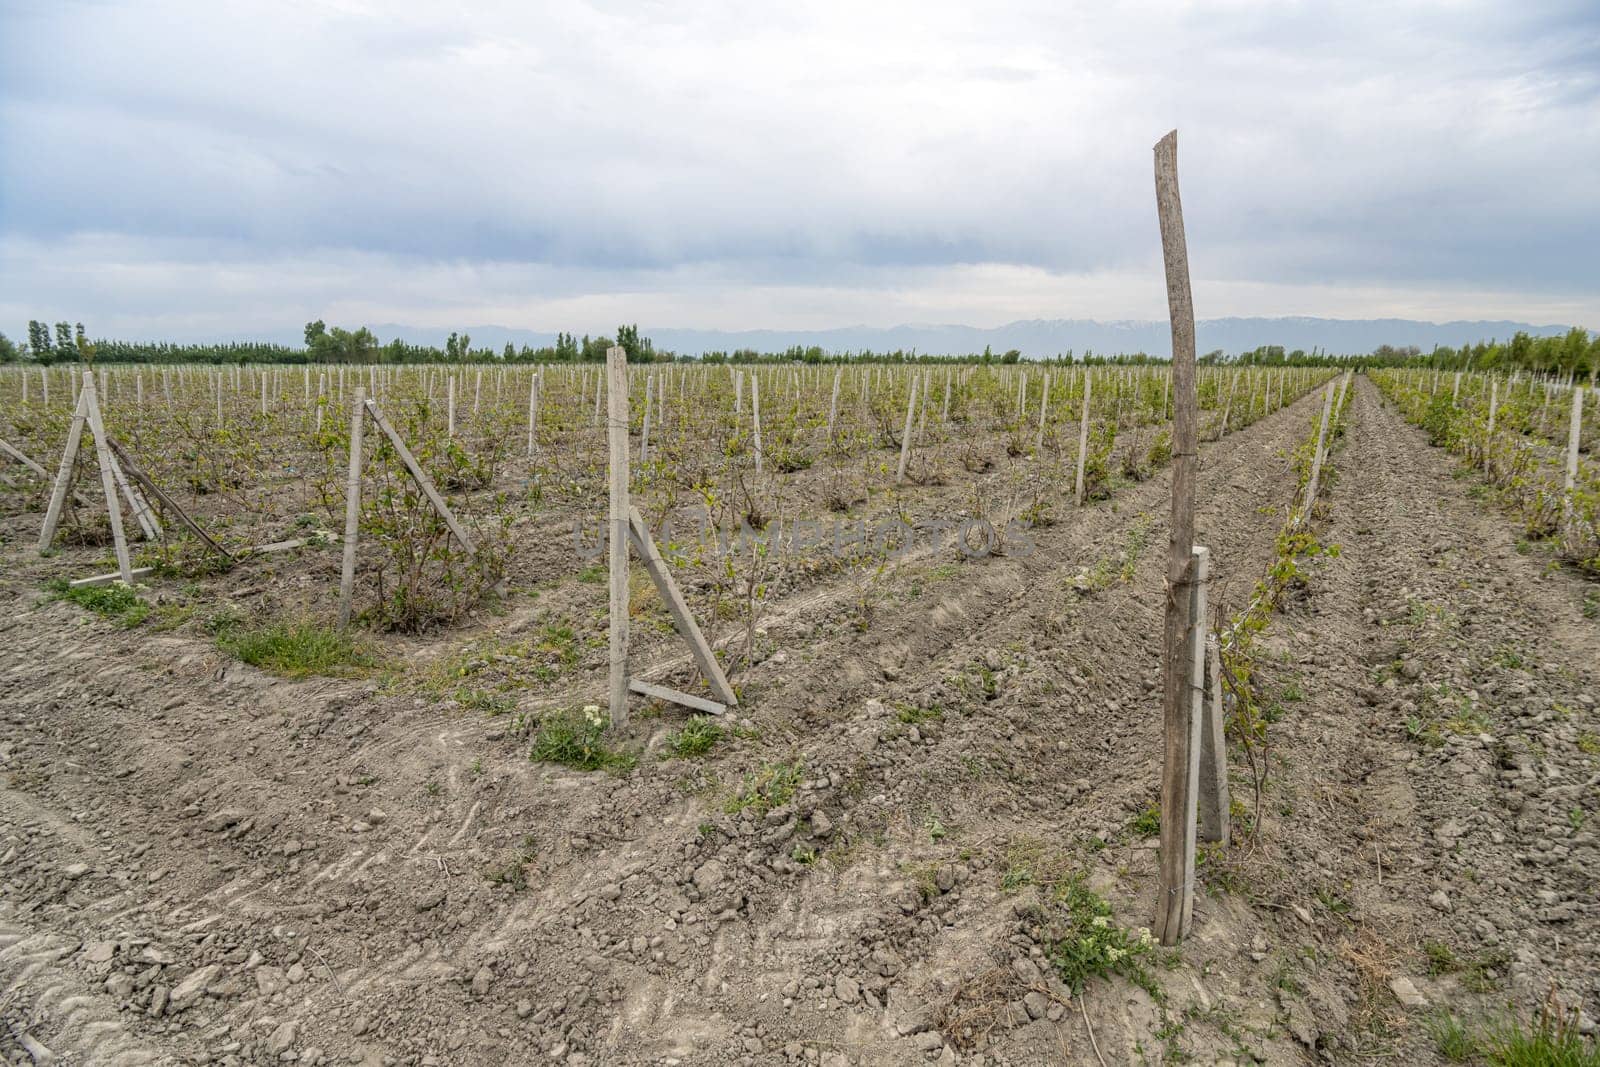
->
[606,346,631,728]
[38,390,91,552]
[1154,129,1200,947]
[337,387,366,627]
[1074,369,1093,505]
[896,373,918,485]
[1300,382,1336,525]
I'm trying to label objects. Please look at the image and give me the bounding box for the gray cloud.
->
[2,0,1598,337]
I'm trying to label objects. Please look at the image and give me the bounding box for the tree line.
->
[1,319,1593,376]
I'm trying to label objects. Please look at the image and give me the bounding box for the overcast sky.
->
[2,0,1597,342]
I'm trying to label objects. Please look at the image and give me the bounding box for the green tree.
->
[27,321,52,363]
[0,332,16,363]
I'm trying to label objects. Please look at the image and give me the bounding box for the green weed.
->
[530,706,636,773]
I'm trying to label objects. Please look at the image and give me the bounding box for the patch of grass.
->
[577,565,606,583]
[666,716,724,758]
[48,579,149,627]
[1427,1014,1475,1063]
[1576,732,1600,756]
[216,619,377,677]
[724,760,803,817]
[530,707,636,773]
[1479,999,1600,1066]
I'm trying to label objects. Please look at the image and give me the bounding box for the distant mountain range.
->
[365,316,1576,358]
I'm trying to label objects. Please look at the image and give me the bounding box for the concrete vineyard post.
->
[918,371,928,436]
[82,375,134,586]
[1199,633,1230,844]
[896,373,918,485]
[1486,379,1499,469]
[338,387,366,628]
[448,377,457,437]
[1179,546,1209,933]
[942,373,952,424]
[606,347,631,728]
[625,507,738,710]
[640,373,653,466]
[1035,372,1049,454]
[365,401,477,553]
[527,370,541,457]
[1565,386,1584,523]
[1074,369,1093,506]
[827,369,841,440]
[752,374,763,475]
[1153,129,1200,947]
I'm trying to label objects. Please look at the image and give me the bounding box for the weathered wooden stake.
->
[1154,129,1200,947]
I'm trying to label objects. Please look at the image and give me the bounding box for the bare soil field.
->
[2,375,1597,1066]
